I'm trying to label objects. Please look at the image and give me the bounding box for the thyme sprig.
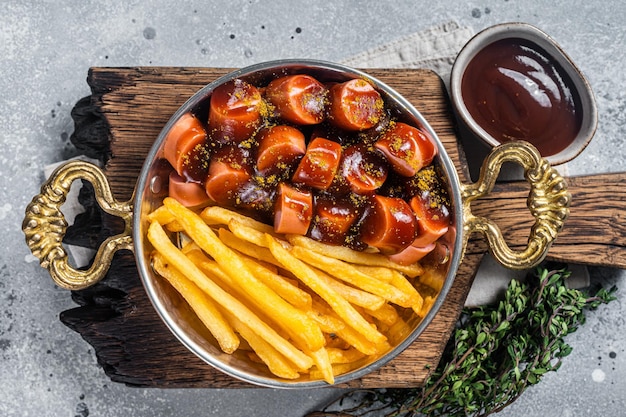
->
[309,266,616,417]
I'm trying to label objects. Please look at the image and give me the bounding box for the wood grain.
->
[61,66,626,389]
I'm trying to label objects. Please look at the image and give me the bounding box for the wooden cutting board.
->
[59,67,626,389]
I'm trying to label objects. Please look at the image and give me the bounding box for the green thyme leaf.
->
[309,265,617,417]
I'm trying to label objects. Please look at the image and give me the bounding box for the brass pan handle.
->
[23,160,133,290]
[461,141,571,270]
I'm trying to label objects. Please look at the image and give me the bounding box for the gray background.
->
[2,1,625,416]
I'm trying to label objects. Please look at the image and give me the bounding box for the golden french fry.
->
[227,313,301,379]
[419,295,437,318]
[308,357,372,381]
[287,234,424,277]
[364,303,400,327]
[418,268,445,292]
[146,204,184,231]
[152,252,240,354]
[292,246,414,308]
[184,249,285,332]
[308,348,334,385]
[189,245,312,311]
[306,302,346,332]
[389,271,424,315]
[163,197,325,352]
[326,347,366,364]
[147,220,313,370]
[228,218,270,248]
[218,228,281,268]
[147,204,176,224]
[351,265,394,283]
[311,303,378,355]
[384,317,413,346]
[201,205,275,234]
[239,254,313,310]
[308,266,385,310]
[267,233,387,346]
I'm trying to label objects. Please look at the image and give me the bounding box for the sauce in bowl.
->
[461,37,583,157]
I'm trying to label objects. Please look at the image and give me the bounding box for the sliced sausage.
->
[360,195,417,254]
[374,122,438,177]
[266,74,327,125]
[308,197,360,245]
[273,183,313,235]
[168,171,211,208]
[292,137,342,190]
[387,242,436,265]
[163,112,209,182]
[410,194,450,247]
[327,79,384,131]
[256,125,306,174]
[340,144,388,195]
[208,79,263,143]
[204,147,252,206]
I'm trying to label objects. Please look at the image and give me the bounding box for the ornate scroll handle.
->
[461,141,571,270]
[23,160,133,290]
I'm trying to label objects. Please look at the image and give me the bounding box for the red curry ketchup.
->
[461,38,582,156]
[208,79,263,143]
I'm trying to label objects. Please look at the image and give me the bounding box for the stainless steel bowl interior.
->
[133,59,464,387]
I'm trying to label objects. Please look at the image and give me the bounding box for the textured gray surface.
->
[2,1,625,416]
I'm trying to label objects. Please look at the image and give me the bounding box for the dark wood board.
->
[61,67,626,389]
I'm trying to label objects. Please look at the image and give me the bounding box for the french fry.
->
[147,220,314,370]
[419,295,437,318]
[418,268,445,292]
[147,204,184,231]
[307,304,378,356]
[227,313,301,379]
[364,303,400,327]
[189,245,312,311]
[239,254,313,310]
[218,228,281,268]
[308,266,385,310]
[147,204,176,225]
[386,317,413,346]
[201,205,275,234]
[308,348,334,384]
[351,265,395,283]
[148,196,438,382]
[228,218,270,248]
[152,252,240,354]
[292,246,414,308]
[184,249,289,336]
[287,234,424,277]
[267,233,387,346]
[309,357,373,381]
[326,347,366,364]
[163,197,325,352]
[389,270,424,315]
